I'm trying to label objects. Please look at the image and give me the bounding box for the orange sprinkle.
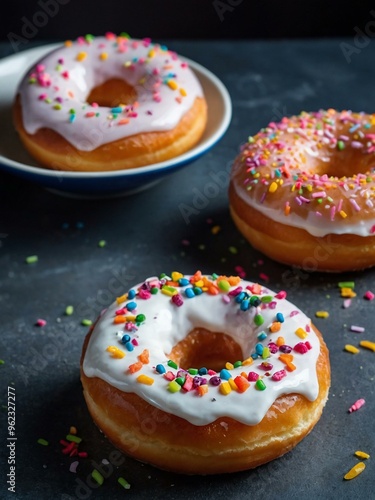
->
[118,118,130,125]
[167,80,178,90]
[128,361,143,374]
[234,375,250,393]
[197,384,208,396]
[138,349,150,364]
[76,51,87,61]
[269,321,282,333]
[114,315,127,324]
[284,203,291,216]
[64,40,73,47]
[99,52,108,60]
[276,336,285,346]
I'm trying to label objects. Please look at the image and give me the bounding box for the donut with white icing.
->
[13,33,207,171]
[229,109,375,271]
[80,271,330,474]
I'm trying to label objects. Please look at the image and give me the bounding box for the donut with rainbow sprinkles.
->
[13,33,207,172]
[80,271,330,474]
[229,109,375,271]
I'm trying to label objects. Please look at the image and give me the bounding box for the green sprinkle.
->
[53,104,62,110]
[91,469,104,486]
[135,313,146,323]
[175,377,185,386]
[337,140,345,150]
[98,240,106,248]
[0,359,4,365]
[85,33,95,42]
[44,97,52,104]
[25,255,38,264]
[66,434,82,443]
[218,279,230,292]
[118,477,131,489]
[260,295,273,303]
[168,380,181,393]
[81,319,93,326]
[228,246,238,254]
[188,368,198,375]
[37,438,49,446]
[65,305,74,316]
[254,313,264,326]
[69,108,76,114]
[119,32,131,38]
[150,287,159,294]
[167,359,178,370]
[338,281,355,289]
[248,136,255,143]
[233,360,242,368]
[211,273,219,279]
[255,379,266,391]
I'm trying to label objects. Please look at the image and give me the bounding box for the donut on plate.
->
[229,109,375,271]
[80,271,330,474]
[13,33,207,172]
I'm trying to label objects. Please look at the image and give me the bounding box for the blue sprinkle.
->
[111,106,123,114]
[240,299,250,311]
[69,113,76,123]
[121,334,131,344]
[235,291,246,303]
[193,287,203,295]
[349,123,360,133]
[179,278,190,286]
[276,312,285,323]
[255,343,264,355]
[220,368,232,380]
[128,289,136,299]
[126,301,137,311]
[198,367,208,375]
[125,341,134,352]
[257,331,267,341]
[185,287,195,298]
[251,353,259,360]
[156,364,166,374]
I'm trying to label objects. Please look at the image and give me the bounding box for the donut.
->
[229,109,375,272]
[13,33,207,172]
[80,271,330,474]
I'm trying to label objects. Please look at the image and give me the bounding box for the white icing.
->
[82,275,321,426]
[17,35,203,151]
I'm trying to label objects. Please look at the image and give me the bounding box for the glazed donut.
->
[80,271,330,474]
[229,109,375,272]
[13,33,207,172]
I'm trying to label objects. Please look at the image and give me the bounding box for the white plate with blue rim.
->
[0,43,232,198]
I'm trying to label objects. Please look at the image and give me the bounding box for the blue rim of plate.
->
[0,43,232,196]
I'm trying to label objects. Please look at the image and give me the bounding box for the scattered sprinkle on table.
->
[359,340,375,352]
[344,344,359,354]
[98,240,106,247]
[364,290,374,300]
[25,255,38,264]
[81,319,93,326]
[348,398,365,413]
[35,318,47,327]
[118,477,131,489]
[354,451,370,459]
[343,461,366,480]
[91,469,104,485]
[65,305,74,316]
[350,325,365,333]
[315,311,329,318]
[37,438,49,446]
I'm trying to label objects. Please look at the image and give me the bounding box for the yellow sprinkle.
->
[211,225,221,235]
[225,362,234,370]
[295,327,308,339]
[124,315,136,321]
[242,357,253,366]
[315,311,329,318]
[64,40,73,47]
[269,181,278,193]
[69,426,77,435]
[136,374,154,385]
[76,51,87,61]
[179,87,187,96]
[167,79,178,90]
[161,286,178,297]
[194,280,204,288]
[339,210,348,218]
[148,49,155,58]
[355,451,370,459]
[171,271,183,281]
[99,52,108,60]
[228,378,238,391]
[344,461,366,480]
[359,340,375,352]
[116,293,127,304]
[219,381,232,395]
[341,287,357,298]
[106,346,125,359]
[344,344,360,354]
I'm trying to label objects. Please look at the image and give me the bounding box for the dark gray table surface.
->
[0,38,375,500]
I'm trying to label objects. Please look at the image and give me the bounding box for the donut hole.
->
[167,328,243,372]
[308,148,374,178]
[86,78,137,107]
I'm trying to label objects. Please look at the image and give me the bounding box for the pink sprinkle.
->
[138,289,151,300]
[364,290,375,300]
[370,224,375,234]
[348,398,365,413]
[164,371,175,381]
[350,325,365,333]
[69,461,79,473]
[222,295,230,304]
[312,191,327,198]
[131,338,139,346]
[247,371,259,382]
[38,93,47,100]
[342,298,352,308]
[349,198,361,212]
[259,272,269,282]
[272,369,287,381]
[36,63,45,73]
[78,452,88,458]
[171,293,184,307]
[35,319,47,327]
[290,310,299,317]
[275,290,287,299]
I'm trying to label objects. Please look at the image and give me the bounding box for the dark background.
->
[1,0,375,45]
